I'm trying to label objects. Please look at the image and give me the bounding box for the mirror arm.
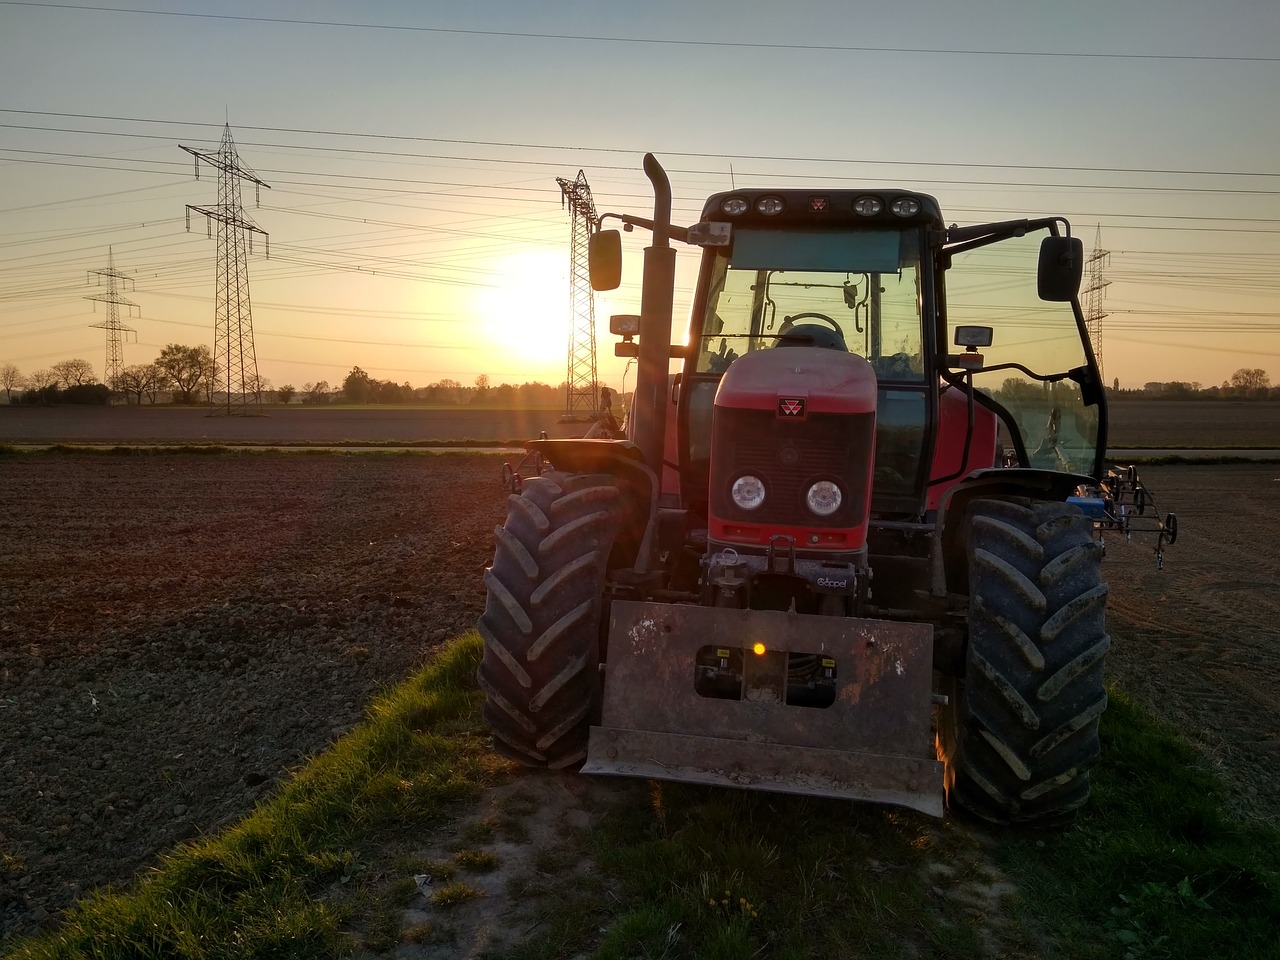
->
[598,211,690,245]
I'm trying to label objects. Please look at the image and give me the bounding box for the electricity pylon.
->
[86,246,139,393]
[181,124,270,416]
[557,170,599,421]
[1084,226,1110,382]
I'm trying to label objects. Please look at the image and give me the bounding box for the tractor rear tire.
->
[476,472,619,769]
[940,497,1109,823]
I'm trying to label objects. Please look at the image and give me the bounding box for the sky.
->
[2,0,1279,395]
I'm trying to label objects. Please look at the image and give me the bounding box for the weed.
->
[431,881,484,907]
[453,848,500,873]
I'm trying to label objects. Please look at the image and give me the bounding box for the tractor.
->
[478,154,1173,823]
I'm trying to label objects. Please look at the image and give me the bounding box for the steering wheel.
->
[776,312,845,340]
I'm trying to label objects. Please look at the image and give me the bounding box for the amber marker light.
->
[752,642,767,656]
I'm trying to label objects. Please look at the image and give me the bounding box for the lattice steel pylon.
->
[85,246,138,393]
[557,170,599,421]
[1083,225,1110,382]
[181,124,270,416]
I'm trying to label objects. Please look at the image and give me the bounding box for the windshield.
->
[695,228,925,382]
[945,230,1100,474]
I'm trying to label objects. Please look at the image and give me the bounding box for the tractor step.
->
[582,600,944,817]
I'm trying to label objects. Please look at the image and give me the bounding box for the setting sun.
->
[475,248,573,381]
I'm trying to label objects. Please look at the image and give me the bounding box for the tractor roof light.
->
[806,480,843,517]
[853,196,883,216]
[890,197,922,217]
[755,196,786,216]
[720,196,750,216]
[731,475,767,511]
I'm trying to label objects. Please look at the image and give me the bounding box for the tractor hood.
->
[714,346,877,417]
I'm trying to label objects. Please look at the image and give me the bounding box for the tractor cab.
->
[671,189,1107,539]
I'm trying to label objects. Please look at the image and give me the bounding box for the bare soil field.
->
[2,398,1278,450]
[1,448,1276,951]
[1107,399,1280,449]
[0,451,506,946]
[1102,463,1280,828]
[0,406,583,446]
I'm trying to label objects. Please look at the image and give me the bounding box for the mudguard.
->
[582,600,944,817]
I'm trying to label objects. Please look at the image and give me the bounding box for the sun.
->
[476,248,573,380]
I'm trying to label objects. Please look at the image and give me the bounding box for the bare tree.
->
[26,368,58,390]
[118,363,161,405]
[1230,368,1271,396]
[51,358,97,388]
[156,344,214,404]
[1,362,21,402]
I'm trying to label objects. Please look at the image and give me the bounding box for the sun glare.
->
[477,249,572,381]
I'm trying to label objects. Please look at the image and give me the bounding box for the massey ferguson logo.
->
[778,397,806,418]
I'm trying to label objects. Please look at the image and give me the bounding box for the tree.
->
[1,363,21,402]
[343,366,372,403]
[51,358,97,389]
[1230,368,1271,396]
[277,384,297,404]
[117,363,161,405]
[26,368,57,390]
[156,344,214,403]
[306,380,331,404]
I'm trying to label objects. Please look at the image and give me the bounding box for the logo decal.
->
[778,397,806,418]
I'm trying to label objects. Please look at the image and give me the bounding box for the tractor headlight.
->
[720,196,749,216]
[731,475,767,511]
[890,197,922,217]
[755,196,785,216]
[806,480,842,516]
[853,196,883,216]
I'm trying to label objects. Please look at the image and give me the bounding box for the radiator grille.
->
[710,409,874,527]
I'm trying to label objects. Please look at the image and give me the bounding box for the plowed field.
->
[1,439,1276,947]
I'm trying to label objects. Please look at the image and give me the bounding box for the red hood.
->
[714,347,877,414]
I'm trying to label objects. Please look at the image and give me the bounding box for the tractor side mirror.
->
[1037,235,1083,301]
[589,229,622,291]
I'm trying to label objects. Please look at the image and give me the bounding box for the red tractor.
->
[478,155,1173,823]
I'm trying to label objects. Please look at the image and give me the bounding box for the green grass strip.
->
[995,688,1280,959]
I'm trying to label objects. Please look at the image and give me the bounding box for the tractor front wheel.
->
[940,497,1109,823]
[476,472,619,768]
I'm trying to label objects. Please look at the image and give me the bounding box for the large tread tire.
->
[476,472,619,769]
[940,496,1109,823]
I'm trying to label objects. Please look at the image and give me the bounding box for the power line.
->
[4,3,1277,62]
[5,110,1280,179]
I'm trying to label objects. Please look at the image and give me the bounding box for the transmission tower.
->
[557,170,599,421]
[85,246,139,392]
[1083,225,1111,382]
[180,124,270,416]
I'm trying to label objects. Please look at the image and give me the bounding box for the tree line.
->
[1115,367,1275,400]
[1,347,585,408]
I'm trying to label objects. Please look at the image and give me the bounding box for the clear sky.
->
[2,0,1278,395]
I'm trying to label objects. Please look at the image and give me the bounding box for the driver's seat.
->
[775,323,847,351]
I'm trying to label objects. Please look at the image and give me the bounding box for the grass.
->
[8,638,1279,960]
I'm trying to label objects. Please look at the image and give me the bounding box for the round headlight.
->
[731,475,766,511]
[755,196,785,216]
[853,196,883,216]
[890,197,922,217]
[806,480,843,516]
[720,196,749,216]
